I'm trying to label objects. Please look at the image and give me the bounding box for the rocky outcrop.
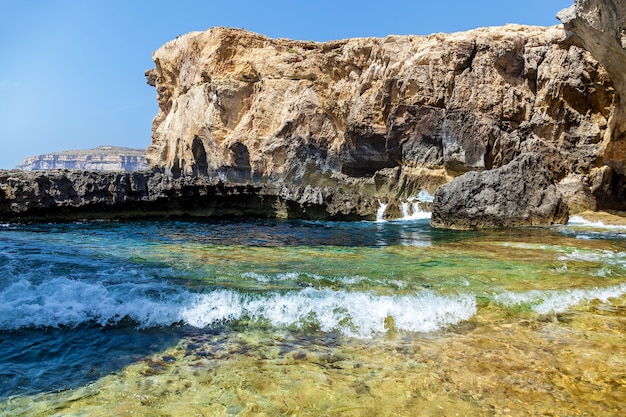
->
[145,24,617,214]
[5,9,626,226]
[431,153,569,229]
[15,146,148,172]
[558,0,626,195]
[0,170,375,222]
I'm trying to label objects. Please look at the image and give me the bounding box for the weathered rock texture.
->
[15,146,148,172]
[0,170,375,222]
[431,153,569,229]
[145,24,618,213]
[558,0,626,189]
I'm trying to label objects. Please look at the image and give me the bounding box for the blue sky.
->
[0,0,572,169]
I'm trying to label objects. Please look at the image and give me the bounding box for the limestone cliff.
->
[558,0,626,194]
[15,146,148,172]
[145,24,618,210]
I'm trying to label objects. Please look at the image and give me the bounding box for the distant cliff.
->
[15,146,148,172]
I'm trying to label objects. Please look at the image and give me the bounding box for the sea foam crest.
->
[182,288,476,338]
[0,277,476,338]
[493,283,626,315]
[567,215,626,231]
[0,278,184,330]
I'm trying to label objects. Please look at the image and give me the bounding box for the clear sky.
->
[0,0,572,169]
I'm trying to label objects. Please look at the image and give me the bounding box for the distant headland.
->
[15,146,148,172]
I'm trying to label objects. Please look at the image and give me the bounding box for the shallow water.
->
[0,217,625,416]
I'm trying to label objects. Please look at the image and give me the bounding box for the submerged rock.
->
[430,153,569,229]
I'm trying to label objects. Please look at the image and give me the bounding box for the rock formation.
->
[557,0,626,206]
[3,3,626,225]
[432,0,626,229]
[431,153,569,229]
[0,170,374,222]
[145,24,617,215]
[15,146,148,172]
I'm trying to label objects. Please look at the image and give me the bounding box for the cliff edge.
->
[558,0,626,177]
[3,2,625,224]
[145,22,620,215]
[15,146,148,172]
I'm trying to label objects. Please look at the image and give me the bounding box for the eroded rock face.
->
[145,25,615,204]
[0,170,375,222]
[431,153,569,230]
[558,0,626,100]
[558,0,626,193]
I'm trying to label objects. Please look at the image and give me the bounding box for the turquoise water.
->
[1,217,625,415]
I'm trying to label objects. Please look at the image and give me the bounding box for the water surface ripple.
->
[1,218,625,415]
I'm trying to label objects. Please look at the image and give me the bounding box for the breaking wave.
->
[568,215,626,231]
[0,277,476,338]
[493,283,626,315]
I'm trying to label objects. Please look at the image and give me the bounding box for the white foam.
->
[241,271,371,286]
[241,271,303,283]
[0,278,184,330]
[417,190,434,203]
[397,192,433,221]
[493,283,626,315]
[182,288,476,338]
[376,191,434,222]
[567,215,626,231]
[0,277,476,338]
[557,249,626,264]
[376,200,388,222]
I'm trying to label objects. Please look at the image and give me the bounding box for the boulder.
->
[430,153,569,229]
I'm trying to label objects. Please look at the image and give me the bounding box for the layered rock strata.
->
[15,146,148,172]
[0,170,374,222]
[145,23,618,216]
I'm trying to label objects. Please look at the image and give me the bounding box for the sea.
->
[0,199,625,416]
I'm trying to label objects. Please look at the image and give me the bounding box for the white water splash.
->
[400,197,431,220]
[568,215,626,231]
[493,283,626,315]
[0,277,476,338]
[399,190,433,220]
[376,199,388,222]
[417,189,434,203]
[557,248,626,264]
[182,288,477,338]
[376,191,434,222]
